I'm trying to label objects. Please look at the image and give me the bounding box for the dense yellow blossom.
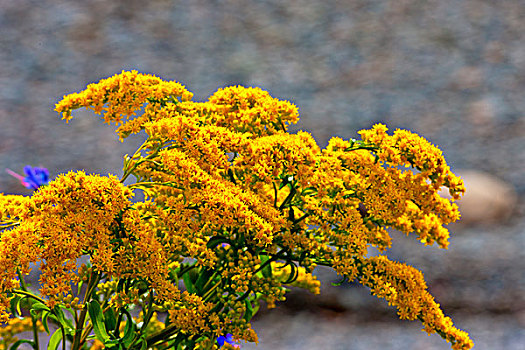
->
[0,71,472,349]
[0,194,31,226]
[55,70,193,140]
[0,171,133,321]
[207,85,300,136]
[0,317,45,350]
[358,124,465,198]
[357,256,474,350]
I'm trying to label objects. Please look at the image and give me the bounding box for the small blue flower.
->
[6,166,49,190]
[217,333,240,348]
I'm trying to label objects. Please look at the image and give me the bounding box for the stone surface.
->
[441,170,519,226]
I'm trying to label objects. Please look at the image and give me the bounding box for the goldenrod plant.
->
[0,71,473,349]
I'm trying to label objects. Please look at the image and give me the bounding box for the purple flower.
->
[217,333,240,348]
[6,166,49,190]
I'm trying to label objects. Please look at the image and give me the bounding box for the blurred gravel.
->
[243,310,525,350]
[1,1,524,349]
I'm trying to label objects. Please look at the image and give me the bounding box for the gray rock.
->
[441,170,518,226]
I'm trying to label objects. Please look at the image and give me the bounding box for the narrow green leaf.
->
[47,329,63,350]
[301,186,317,196]
[206,236,229,249]
[139,335,147,350]
[117,278,125,293]
[182,271,196,294]
[18,296,34,313]
[194,268,214,293]
[42,310,51,334]
[88,300,110,342]
[52,306,74,334]
[9,339,35,350]
[120,308,135,347]
[104,307,117,331]
[30,309,39,319]
[9,295,21,316]
[259,255,272,278]
[243,299,253,322]
[103,339,120,349]
[31,301,50,312]
[77,279,84,294]
[252,298,261,315]
[282,261,299,284]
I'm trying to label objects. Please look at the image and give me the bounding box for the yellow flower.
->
[355,256,473,350]
[55,70,193,140]
[207,85,299,136]
[50,72,472,349]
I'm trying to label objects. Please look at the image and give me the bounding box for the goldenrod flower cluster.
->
[0,317,44,350]
[0,71,472,349]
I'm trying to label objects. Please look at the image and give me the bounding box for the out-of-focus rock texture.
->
[1,1,524,348]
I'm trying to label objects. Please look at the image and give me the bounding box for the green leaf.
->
[9,295,24,317]
[47,329,63,350]
[132,279,149,294]
[252,297,261,315]
[31,301,50,312]
[243,299,253,322]
[104,307,117,333]
[182,270,196,294]
[102,339,120,349]
[259,255,272,279]
[120,308,136,347]
[77,279,84,294]
[42,310,51,334]
[88,300,110,342]
[18,296,34,312]
[29,309,39,319]
[9,339,35,350]
[194,268,215,294]
[206,236,229,249]
[301,186,317,196]
[117,278,126,293]
[138,335,147,350]
[52,306,74,335]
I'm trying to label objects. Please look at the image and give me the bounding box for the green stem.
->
[121,141,164,183]
[16,269,29,292]
[113,311,123,338]
[279,184,297,211]
[121,158,161,183]
[138,324,180,350]
[127,181,184,190]
[272,182,278,208]
[126,294,155,350]
[200,269,220,292]
[71,269,100,350]
[141,293,156,334]
[61,326,66,350]
[0,222,20,230]
[202,282,220,303]
[30,312,40,350]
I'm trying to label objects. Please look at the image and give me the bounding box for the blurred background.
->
[1,0,524,348]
